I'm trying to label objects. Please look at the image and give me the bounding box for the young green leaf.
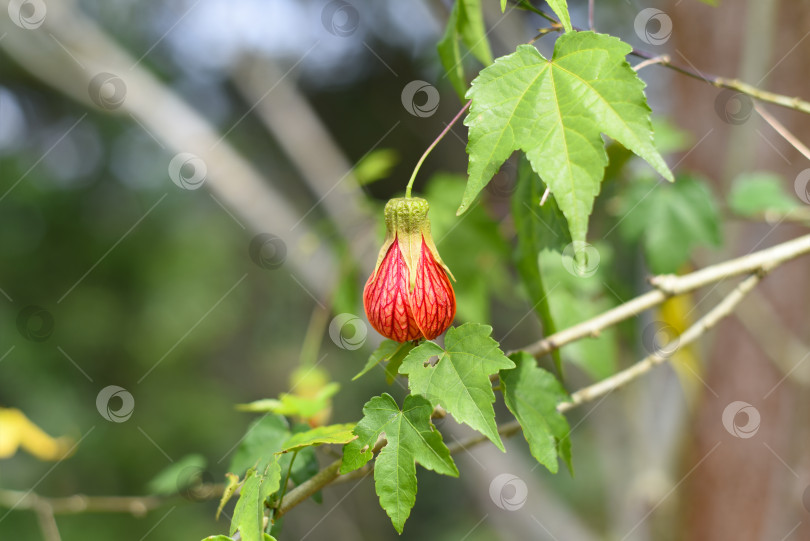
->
[230,458,281,541]
[229,414,290,475]
[217,473,240,520]
[618,174,722,274]
[438,0,493,101]
[399,323,515,451]
[501,352,572,473]
[545,0,572,32]
[276,423,357,454]
[462,33,673,254]
[353,340,416,382]
[729,172,800,216]
[341,394,458,533]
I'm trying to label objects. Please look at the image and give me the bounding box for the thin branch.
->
[517,233,810,358]
[634,55,671,72]
[753,103,810,160]
[532,9,810,115]
[588,0,595,31]
[0,489,168,516]
[557,271,764,411]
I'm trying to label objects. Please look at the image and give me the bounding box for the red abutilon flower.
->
[363,197,456,342]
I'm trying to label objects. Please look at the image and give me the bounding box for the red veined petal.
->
[363,237,422,342]
[411,238,456,340]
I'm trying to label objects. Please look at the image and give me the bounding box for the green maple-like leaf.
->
[729,172,800,217]
[398,323,515,451]
[501,352,572,473]
[461,33,673,251]
[230,458,281,541]
[277,423,357,454]
[341,394,458,533]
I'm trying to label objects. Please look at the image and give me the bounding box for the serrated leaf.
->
[217,473,240,520]
[438,0,493,101]
[729,172,800,216]
[618,174,721,274]
[277,423,357,454]
[399,323,515,451]
[353,340,415,382]
[230,458,281,541]
[513,157,567,376]
[545,0,572,33]
[341,394,457,533]
[461,33,673,256]
[501,352,572,473]
[146,454,207,496]
[235,383,339,424]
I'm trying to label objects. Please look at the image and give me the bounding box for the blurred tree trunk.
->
[667,0,810,539]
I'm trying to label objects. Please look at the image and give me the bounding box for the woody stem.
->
[404,100,471,198]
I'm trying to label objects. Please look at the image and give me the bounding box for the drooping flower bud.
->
[363,197,456,342]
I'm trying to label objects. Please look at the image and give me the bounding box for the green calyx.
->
[370,197,455,289]
[384,197,430,235]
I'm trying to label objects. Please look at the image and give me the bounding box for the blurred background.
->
[1,0,809,540]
